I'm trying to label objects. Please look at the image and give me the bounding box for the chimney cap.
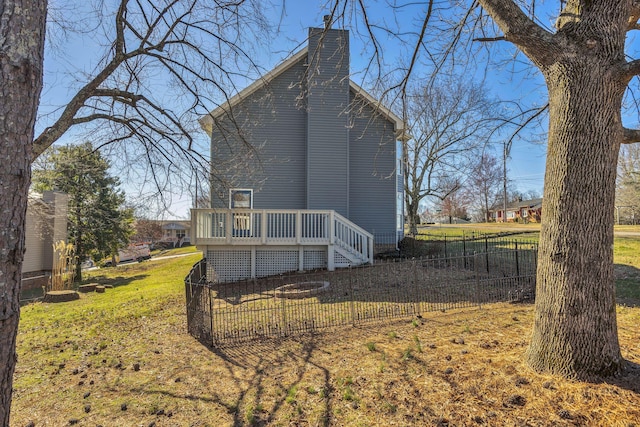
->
[323,15,331,29]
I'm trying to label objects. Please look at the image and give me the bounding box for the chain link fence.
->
[186,239,537,347]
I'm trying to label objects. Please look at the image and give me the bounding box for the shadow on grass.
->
[131,335,332,427]
[83,274,149,289]
[214,336,332,427]
[614,264,640,308]
[185,332,639,427]
[598,361,640,395]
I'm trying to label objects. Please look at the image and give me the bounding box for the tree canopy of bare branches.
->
[465,153,504,222]
[404,77,501,234]
[38,0,272,214]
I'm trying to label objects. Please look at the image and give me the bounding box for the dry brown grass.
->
[48,240,76,292]
[12,300,640,427]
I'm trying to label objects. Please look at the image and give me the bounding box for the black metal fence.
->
[185,240,537,347]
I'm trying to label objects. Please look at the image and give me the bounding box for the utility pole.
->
[503,141,508,223]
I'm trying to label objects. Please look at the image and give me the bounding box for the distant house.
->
[159,220,191,247]
[192,24,405,282]
[22,191,68,291]
[490,198,542,223]
[134,219,192,247]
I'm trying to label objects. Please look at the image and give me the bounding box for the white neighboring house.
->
[22,191,69,292]
[160,220,191,247]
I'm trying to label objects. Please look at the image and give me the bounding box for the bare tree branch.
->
[629,1,640,30]
[504,103,549,152]
[473,36,507,42]
[619,59,640,80]
[477,0,558,65]
[34,0,271,215]
[403,76,505,234]
[623,127,640,144]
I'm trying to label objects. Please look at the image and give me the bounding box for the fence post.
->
[280,276,288,337]
[209,283,214,347]
[485,237,490,274]
[474,251,482,309]
[348,266,357,326]
[444,236,448,258]
[515,241,520,278]
[463,236,467,268]
[413,258,420,315]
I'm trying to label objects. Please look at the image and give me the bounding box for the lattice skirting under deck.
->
[206,246,329,283]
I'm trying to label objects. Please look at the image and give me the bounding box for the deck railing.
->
[191,208,374,264]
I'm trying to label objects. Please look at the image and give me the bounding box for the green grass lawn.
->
[16,253,203,381]
[19,245,202,302]
[612,236,640,304]
[411,223,540,242]
[150,244,201,257]
[19,251,202,322]
[409,224,640,302]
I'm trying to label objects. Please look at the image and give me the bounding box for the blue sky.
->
[39,0,550,218]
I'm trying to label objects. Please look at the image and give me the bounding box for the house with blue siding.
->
[192,24,405,283]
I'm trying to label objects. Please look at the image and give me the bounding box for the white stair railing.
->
[332,212,374,264]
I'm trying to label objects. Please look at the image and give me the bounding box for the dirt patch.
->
[274,281,330,299]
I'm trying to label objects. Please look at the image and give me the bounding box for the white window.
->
[230,189,253,209]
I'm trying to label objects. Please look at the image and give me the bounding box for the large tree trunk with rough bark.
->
[477,0,633,379]
[0,1,47,423]
[526,59,625,378]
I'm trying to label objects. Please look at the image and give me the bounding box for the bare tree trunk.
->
[483,191,489,222]
[75,233,83,283]
[407,199,419,236]
[526,58,625,378]
[0,1,47,423]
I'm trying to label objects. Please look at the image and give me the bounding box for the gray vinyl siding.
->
[210,58,308,209]
[306,28,350,216]
[348,91,398,237]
